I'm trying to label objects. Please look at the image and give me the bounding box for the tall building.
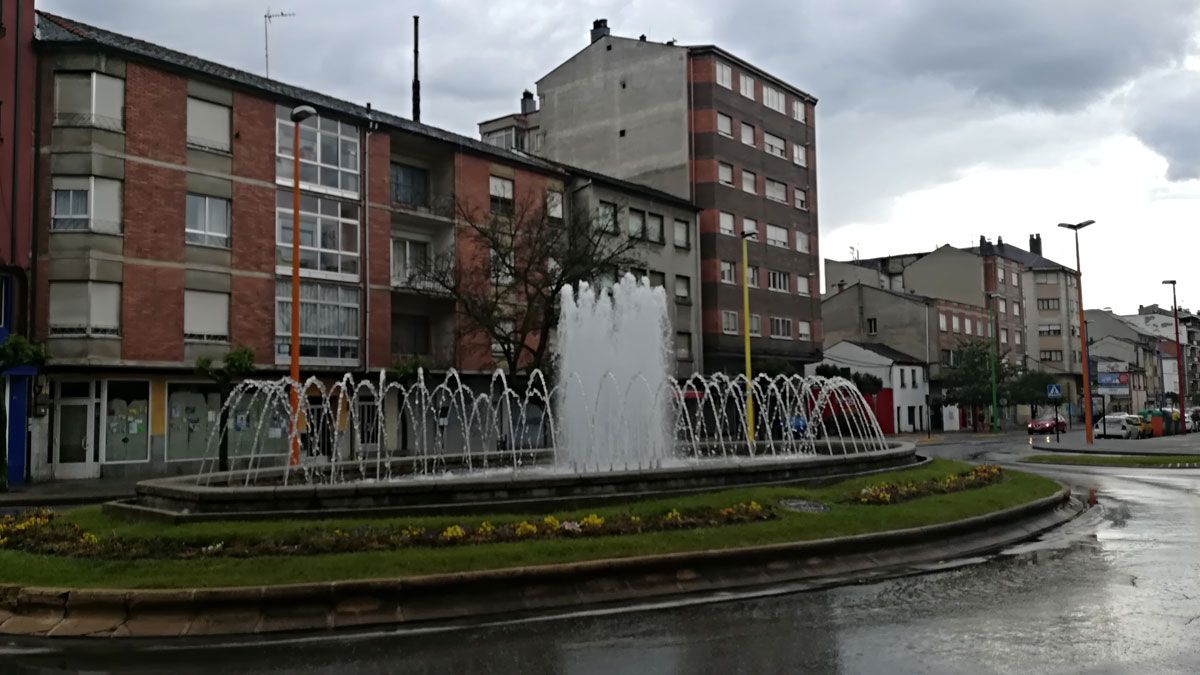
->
[483,20,821,373]
[26,11,699,482]
[0,0,37,487]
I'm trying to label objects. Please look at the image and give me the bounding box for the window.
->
[104,381,150,463]
[628,209,646,238]
[795,231,810,253]
[276,107,359,195]
[1013,302,1021,316]
[275,280,359,361]
[720,261,737,284]
[490,247,513,285]
[1035,272,1056,285]
[390,164,429,208]
[766,224,788,248]
[648,271,666,288]
[719,211,735,236]
[998,298,1007,314]
[598,201,618,233]
[1039,324,1063,336]
[1038,298,1061,311]
[185,194,231,247]
[742,170,757,194]
[1015,331,1022,346]
[676,332,692,360]
[49,281,120,336]
[941,349,953,366]
[1011,271,1019,286]
[977,320,984,336]
[484,128,515,150]
[769,317,793,339]
[675,275,691,302]
[912,368,919,385]
[739,73,755,99]
[794,189,808,210]
[793,142,807,167]
[797,276,811,296]
[546,190,564,223]
[187,97,231,152]
[1000,328,1008,344]
[797,320,812,341]
[674,219,690,248]
[952,315,960,333]
[488,176,514,215]
[166,383,224,461]
[746,266,759,287]
[867,318,878,335]
[768,270,789,292]
[741,122,756,146]
[718,162,734,186]
[939,313,947,331]
[716,62,733,89]
[900,369,907,388]
[393,314,431,356]
[792,99,806,122]
[763,85,785,114]
[749,314,762,337]
[51,176,122,233]
[184,290,230,342]
[761,132,787,159]
[391,237,430,284]
[54,72,124,130]
[765,179,787,203]
[743,218,758,239]
[1040,350,1064,363]
[722,310,739,334]
[717,112,733,138]
[275,190,359,278]
[646,213,664,243]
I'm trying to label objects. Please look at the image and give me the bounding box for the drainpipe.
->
[362,106,373,374]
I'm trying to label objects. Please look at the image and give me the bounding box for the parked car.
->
[1125,415,1151,439]
[1095,414,1137,439]
[1027,415,1067,434]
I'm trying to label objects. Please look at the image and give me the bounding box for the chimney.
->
[836,280,847,293]
[1029,233,1042,255]
[590,19,610,43]
[997,235,1004,247]
[639,34,647,41]
[520,90,537,115]
[979,235,987,247]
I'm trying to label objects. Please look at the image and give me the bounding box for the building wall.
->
[820,285,937,378]
[902,246,984,309]
[982,254,1028,366]
[823,259,881,296]
[538,36,691,198]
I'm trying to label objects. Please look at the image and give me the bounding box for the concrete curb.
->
[0,485,1077,639]
[1030,441,1200,457]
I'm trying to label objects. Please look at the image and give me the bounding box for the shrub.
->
[854,465,1003,505]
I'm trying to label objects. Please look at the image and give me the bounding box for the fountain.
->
[112,275,915,521]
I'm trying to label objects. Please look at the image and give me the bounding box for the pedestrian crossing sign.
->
[1047,384,1062,399]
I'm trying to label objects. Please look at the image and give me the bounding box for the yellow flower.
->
[440,525,467,541]
[580,513,605,530]
[747,501,763,513]
[0,537,7,547]
[401,526,426,539]
[665,509,683,523]
[542,515,561,530]
[515,521,538,538]
[478,521,495,536]
[80,532,99,546]
[629,515,641,526]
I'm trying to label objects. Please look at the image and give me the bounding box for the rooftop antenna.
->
[412,15,421,122]
[264,8,295,78]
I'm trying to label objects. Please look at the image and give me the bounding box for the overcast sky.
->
[41,0,1200,315]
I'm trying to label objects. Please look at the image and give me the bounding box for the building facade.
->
[484,20,821,373]
[811,340,929,435]
[25,11,699,482]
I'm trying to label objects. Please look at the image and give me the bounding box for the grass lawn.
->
[1025,454,1200,468]
[0,460,1060,589]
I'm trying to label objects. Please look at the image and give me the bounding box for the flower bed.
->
[852,464,1003,505]
[0,501,774,561]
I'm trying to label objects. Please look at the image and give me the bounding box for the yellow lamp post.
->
[741,228,757,442]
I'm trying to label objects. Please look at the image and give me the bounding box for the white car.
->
[1094,414,1137,439]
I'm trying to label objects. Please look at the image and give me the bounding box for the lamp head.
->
[290,105,317,123]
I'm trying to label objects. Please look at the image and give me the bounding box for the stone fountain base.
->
[104,442,918,523]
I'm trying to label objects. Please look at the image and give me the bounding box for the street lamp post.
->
[1058,220,1096,444]
[741,228,757,442]
[986,292,1000,432]
[1164,280,1187,434]
[289,105,317,466]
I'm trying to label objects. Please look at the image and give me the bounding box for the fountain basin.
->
[105,442,918,523]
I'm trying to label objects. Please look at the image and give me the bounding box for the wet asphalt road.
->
[5,437,1200,674]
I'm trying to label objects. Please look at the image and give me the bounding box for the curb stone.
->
[0,486,1077,639]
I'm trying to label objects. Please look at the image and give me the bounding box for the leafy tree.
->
[1007,370,1059,406]
[814,363,843,379]
[941,339,1014,413]
[196,346,256,472]
[415,191,643,376]
[851,371,884,396]
[0,334,49,372]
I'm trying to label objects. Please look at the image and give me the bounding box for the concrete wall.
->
[538,36,690,198]
[823,260,881,296]
[821,285,937,378]
[902,246,984,309]
[810,341,929,434]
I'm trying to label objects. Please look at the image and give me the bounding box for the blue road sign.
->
[1047,384,1063,399]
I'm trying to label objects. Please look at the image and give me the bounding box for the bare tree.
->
[415,190,644,376]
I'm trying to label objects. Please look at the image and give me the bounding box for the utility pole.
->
[264,8,295,78]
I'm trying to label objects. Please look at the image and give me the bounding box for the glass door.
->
[54,395,98,479]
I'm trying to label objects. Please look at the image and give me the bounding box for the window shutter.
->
[49,282,89,327]
[89,283,121,329]
[92,74,125,129]
[185,290,230,337]
[54,74,91,120]
[187,97,231,151]
[91,178,123,233]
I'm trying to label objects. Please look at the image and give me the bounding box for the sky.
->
[39,0,1200,315]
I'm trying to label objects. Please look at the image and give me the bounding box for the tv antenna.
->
[263,8,295,78]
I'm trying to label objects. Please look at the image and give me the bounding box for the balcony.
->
[391,237,452,296]
[389,132,456,226]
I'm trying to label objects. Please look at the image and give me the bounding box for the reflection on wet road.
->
[5,441,1200,674]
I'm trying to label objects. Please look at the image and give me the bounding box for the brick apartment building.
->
[0,0,37,487]
[481,20,821,374]
[24,11,699,482]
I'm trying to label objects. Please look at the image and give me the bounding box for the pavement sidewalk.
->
[1030,430,1200,456]
[0,476,140,509]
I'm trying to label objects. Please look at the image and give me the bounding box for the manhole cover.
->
[779,498,830,513]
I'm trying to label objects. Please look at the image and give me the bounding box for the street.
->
[4,436,1200,674]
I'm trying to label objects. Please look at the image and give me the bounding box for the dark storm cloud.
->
[1128,70,1200,182]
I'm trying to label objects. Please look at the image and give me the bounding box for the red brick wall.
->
[367,288,390,370]
[689,108,717,134]
[232,92,275,182]
[231,183,275,274]
[230,275,275,363]
[688,54,715,84]
[121,264,183,361]
[694,158,718,185]
[124,62,186,164]
[365,133,392,369]
[122,161,185,262]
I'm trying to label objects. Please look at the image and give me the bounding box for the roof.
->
[547,159,698,210]
[845,341,924,365]
[964,241,1073,272]
[34,11,568,177]
[684,44,818,103]
[822,281,935,306]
